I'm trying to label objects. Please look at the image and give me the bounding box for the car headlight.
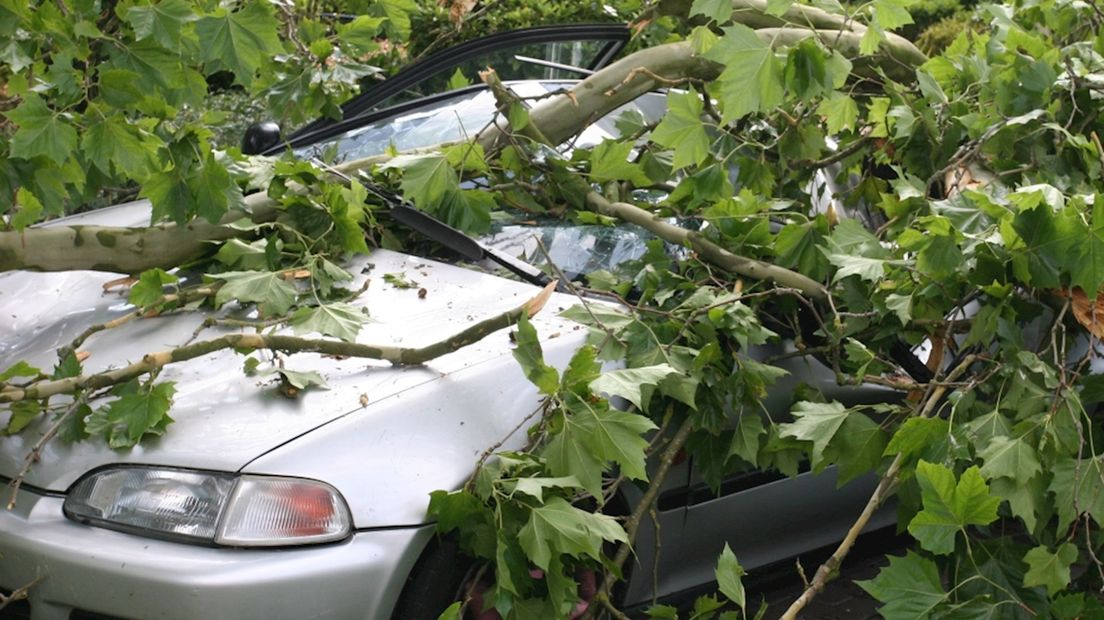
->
[64,467,352,547]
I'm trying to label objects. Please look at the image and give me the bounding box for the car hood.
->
[0,203,581,492]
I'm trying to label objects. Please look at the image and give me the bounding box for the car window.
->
[380,39,615,110]
[280,25,628,152]
[479,221,657,279]
[300,82,667,164]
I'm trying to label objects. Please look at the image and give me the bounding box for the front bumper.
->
[0,487,433,620]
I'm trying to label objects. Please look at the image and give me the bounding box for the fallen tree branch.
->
[0,282,556,404]
[585,192,829,300]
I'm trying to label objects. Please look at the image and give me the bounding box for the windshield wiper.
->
[309,158,556,288]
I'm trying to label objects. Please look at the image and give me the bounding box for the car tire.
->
[390,536,475,620]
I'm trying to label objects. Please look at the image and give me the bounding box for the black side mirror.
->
[241,121,282,155]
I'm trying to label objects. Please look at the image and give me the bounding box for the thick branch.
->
[659,0,927,69]
[0,283,555,403]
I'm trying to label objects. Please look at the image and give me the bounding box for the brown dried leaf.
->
[445,0,477,24]
[75,351,91,363]
[522,281,557,317]
[1068,287,1104,339]
[102,276,137,291]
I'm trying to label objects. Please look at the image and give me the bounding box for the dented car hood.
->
[0,201,589,514]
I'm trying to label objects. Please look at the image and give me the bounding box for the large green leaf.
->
[87,381,177,448]
[5,94,78,164]
[517,497,626,570]
[589,140,652,186]
[213,270,299,317]
[124,0,196,50]
[589,364,678,411]
[82,113,158,178]
[1049,457,1104,531]
[387,154,460,209]
[1023,543,1077,596]
[650,90,711,170]
[195,1,283,86]
[858,551,947,619]
[705,25,784,121]
[571,402,656,483]
[978,435,1042,485]
[289,303,368,342]
[908,461,1000,555]
[778,400,850,466]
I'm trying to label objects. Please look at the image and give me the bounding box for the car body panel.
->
[0,487,432,620]
[0,202,588,495]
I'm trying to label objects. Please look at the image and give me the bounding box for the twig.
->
[0,576,43,610]
[7,398,87,509]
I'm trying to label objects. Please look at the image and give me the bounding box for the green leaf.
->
[507,101,529,131]
[289,303,367,342]
[589,364,678,411]
[124,0,196,50]
[978,435,1041,485]
[0,361,41,383]
[1023,543,1078,596]
[387,154,459,209]
[765,0,796,16]
[5,401,41,435]
[517,497,626,570]
[1071,200,1104,294]
[916,234,961,279]
[275,368,329,391]
[706,25,784,121]
[651,90,711,170]
[336,15,384,54]
[53,353,82,380]
[512,315,559,395]
[775,221,828,280]
[571,404,656,482]
[5,93,78,164]
[690,0,734,22]
[508,476,581,502]
[58,404,92,443]
[1049,457,1104,531]
[190,155,244,224]
[885,417,949,459]
[195,1,283,86]
[830,413,888,485]
[82,114,158,178]
[872,0,914,31]
[213,270,299,317]
[129,268,179,308]
[908,461,1000,555]
[88,381,176,448]
[11,188,44,232]
[858,551,947,619]
[589,140,652,186]
[435,601,461,620]
[818,93,859,133]
[778,400,850,466]
[543,423,606,498]
[715,544,746,611]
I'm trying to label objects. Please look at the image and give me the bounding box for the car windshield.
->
[299,80,669,283]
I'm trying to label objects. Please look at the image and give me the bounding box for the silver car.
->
[0,25,891,620]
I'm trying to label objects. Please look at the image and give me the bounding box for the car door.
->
[671,343,901,594]
[271,23,629,155]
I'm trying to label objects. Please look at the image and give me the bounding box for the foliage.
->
[5,0,1104,619]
